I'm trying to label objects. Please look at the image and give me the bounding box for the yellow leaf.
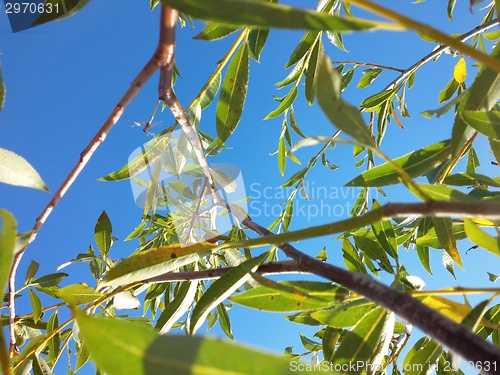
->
[423,295,470,322]
[453,57,466,84]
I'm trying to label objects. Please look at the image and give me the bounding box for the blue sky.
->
[1,0,500,373]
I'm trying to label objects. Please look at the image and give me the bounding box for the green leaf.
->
[276,59,304,88]
[199,72,222,109]
[47,311,60,364]
[305,39,324,105]
[74,309,323,375]
[155,280,198,334]
[326,31,347,52]
[160,0,381,32]
[421,91,467,119]
[0,64,5,112]
[190,253,268,334]
[415,223,466,249]
[193,23,238,40]
[281,167,307,187]
[330,307,389,373]
[289,107,306,138]
[217,304,233,339]
[432,217,463,269]
[316,55,376,148]
[216,43,249,144]
[0,148,48,191]
[354,235,394,273]
[346,140,451,187]
[247,27,270,62]
[359,89,395,110]
[99,243,216,289]
[99,134,170,181]
[438,77,459,103]
[33,0,91,26]
[285,31,318,69]
[230,281,348,312]
[357,68,382,89]
[464,219,500,256]
[451,42,500,157]
[342,237,366,273]
[278,137,286,176]
[371,200,397,259]
[31,272,68,288]
[443,172,500,187]
[94,211,112,256]
[265,86,298,119]
[210,168,237,193]
[55,283,103,306]
[25,260,39,283]
[29,289,43,324]
[460,110,500,139]
[312,299,376,328]
[447,0,456,20]
[414,183,474,202]
[322,327,341,362]
[0,210,16,297]
[403,338,442,375]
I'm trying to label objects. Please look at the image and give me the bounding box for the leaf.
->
[447,0,457,20]
[305,39,324,105]
[415,224,466,249]
[421,91,467,118]
[99,134,170,181]
[190,253,267,334]
[155,280,198,334]
[316,55,375,148]
[94,211,112,256]
[193,23,238,40]
[247,26,270,62]
[422,296,473,323]
[210,167,238,193]
[33,0,91,26]
[330,307,389,373]
[74,309,322,375]
[443,172,500,187]
[464,219,500,256]
[370,201,397,259]
[265,86,298,120]
[438,77,459,103]
[230,281,348,312]
[285,31,318,69]
[432,217,463,269]
[359,89,395,110]
[414,183,474,202]
[357,68,382,88]
[403,338,442,375]
[312,299,376,328]
[160,0,384,32]
[354,235,394,273]
[0,64,5,112]
[47,311,60,364]
[451,42,500,157]
[98,243,216,289]
[453,57,467,84]
[0,210,16,297]
[31,272,68,288]
[29,289,43,324]
[217,304,233,339]
[199,72,222,109]
[55,283,103,306]
[216,43,249,144]
[346,140,451,187]
[326,31,347,52]
[460,110,500,139]
[0,148,48,191]
[278,137,286,176]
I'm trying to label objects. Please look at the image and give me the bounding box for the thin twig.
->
[239,215,500,375]
[331,60,405,72]
[7,6,177,354]
[384,18,499,91]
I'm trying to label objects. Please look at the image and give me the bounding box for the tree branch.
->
[239,215,500,375]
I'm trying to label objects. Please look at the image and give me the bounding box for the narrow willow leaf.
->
[265,86,298,119]
[168,181,197,199]
[451,42,500,157]
[32,354,53,375]
[47,311,60,364]
[299,333,321,351]
[31,272,68,288]
[422,296,474,323]
[330,307,389,372]
[281,167,307,187]
[56,283,103,306]
[0,65,5,112]
[0,148,48,191]
[443,172,500,187]
[156,280,198,334]
[438,77,459,103]
[414,183,474,202]
[403,338,442,375]
[305,39,324,105]
[342,237,366,273]
[216,43,249,144]
[316,55,375,148]
[371,200,397,259]
[276,58,305,88]
[33,0,90,26]
[99,243,216,289]
[0,210,16,297]
[190,253,267,334]
[74,310,322,375]
[354,235,394,273]
[340,67,355,92]
[278,137,286,176]
[322,327,341,362]
[28,289,42,324]
[289,107,306,138]
[193,23,238,40]
[460,110,500,139]
[447,0,456,20]
[490,137,500,165]
[25,260,39,283]
[217,304,233,339]
[357,68,382,88]
[432,217,463,269]
[247,27,270,62]
[464,219,500,256]
[462,300,490,332]
[210,168,237,193]
[312,299,376,328]
[415,224,465,249]
[346,140,451,187]
[285,311,322,326]
[326,31,347,52]
[125,221,147,241]
[421,91,467,119]
[99,134,170,181]
[359,89,395,110]
[94,211,112,256]
[453,57,467,84]
[230,281,348,312]
[285,31,318,69]
[162,0,381,32]
[199,72,222,109]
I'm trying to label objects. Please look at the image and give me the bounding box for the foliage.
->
[2,0,500,374]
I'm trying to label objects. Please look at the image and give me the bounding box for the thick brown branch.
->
[240,216,500,375]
